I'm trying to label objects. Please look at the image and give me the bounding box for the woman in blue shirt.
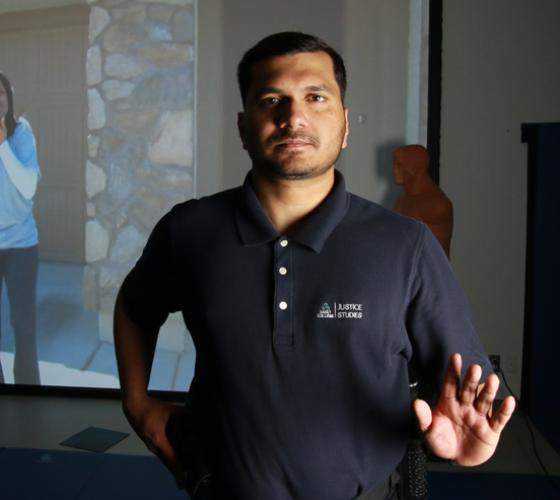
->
[0,72,41,384]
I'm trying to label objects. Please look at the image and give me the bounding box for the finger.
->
[489,395,516,434]
[158,445,186,489]
[473,373,499,415]
[159,431,187,488]
[145,428,185,489]
[440,353,462,401]
[460,363,482,406]
[413,398,433,433]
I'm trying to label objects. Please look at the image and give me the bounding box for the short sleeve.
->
[120,210,182,331]
[406,226,493,395]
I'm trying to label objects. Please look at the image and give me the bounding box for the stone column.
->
[84,0,195,351]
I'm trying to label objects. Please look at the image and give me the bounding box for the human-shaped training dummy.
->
[393,144,453,257]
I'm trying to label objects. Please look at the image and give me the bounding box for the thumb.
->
[413,398,432,433]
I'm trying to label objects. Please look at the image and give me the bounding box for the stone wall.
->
[84,0,195,350]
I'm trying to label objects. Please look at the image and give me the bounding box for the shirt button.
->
[279,301,288,310]
[279,266,287,275]
[280,239,288,247]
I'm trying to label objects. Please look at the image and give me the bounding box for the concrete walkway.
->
[0,261,194,391]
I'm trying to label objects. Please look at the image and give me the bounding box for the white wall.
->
[440,0,560,394]
[342,0,410,204]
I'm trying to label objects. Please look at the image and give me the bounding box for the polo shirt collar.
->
[236,169,350,253]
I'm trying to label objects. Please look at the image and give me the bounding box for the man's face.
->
[238,51,349,181]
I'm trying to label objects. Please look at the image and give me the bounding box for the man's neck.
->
[251,168,335,234]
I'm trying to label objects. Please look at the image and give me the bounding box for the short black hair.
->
[237,31,346,107]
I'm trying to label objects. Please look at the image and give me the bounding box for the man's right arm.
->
[113,289,186,488]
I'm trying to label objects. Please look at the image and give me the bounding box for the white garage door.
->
[0,5,87,262]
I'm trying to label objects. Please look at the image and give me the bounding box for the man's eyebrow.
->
[254,86,283,96]
[253,84,334,97]
[304,84,333,94]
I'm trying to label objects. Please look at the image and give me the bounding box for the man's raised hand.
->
[413,353,516,466]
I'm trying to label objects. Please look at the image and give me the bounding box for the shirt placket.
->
[273,237,293,348]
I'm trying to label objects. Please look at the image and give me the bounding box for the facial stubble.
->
[250,122,347,181]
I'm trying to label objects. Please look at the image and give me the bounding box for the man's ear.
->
[237,111,248,150]
[342,107,349,149]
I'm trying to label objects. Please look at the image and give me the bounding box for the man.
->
[114,32,515,500]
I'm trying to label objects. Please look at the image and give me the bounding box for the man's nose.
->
[276,99,308,129]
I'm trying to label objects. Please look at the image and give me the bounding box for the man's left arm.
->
[406,226,515,465]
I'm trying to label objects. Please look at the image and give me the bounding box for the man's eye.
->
[309,94,327,103]
[261,96,280,105]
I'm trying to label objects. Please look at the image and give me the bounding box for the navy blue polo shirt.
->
[121,171,492,500]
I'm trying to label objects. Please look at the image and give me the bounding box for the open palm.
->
[414,353,516,466]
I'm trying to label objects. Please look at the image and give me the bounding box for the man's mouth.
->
[268,134,318,149]
[277,139,311,148]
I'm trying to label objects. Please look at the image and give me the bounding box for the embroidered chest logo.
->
[317,302,335,319]
[316,302,363,319]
